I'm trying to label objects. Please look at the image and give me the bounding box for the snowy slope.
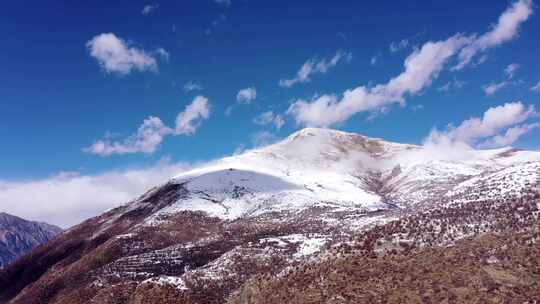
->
[5,128,540,304]
[144,128,540,223]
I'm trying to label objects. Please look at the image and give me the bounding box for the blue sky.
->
[1,0,540,226]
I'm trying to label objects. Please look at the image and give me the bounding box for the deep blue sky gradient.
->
[1,0,539,179]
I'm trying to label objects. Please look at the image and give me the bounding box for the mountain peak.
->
[286,127,368,141]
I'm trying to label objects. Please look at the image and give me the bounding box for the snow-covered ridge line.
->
[142,128,539,222]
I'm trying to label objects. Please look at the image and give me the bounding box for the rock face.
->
[0,128,539,304]
[0,213,62,269]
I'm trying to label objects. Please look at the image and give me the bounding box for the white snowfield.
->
[147,128,540,223]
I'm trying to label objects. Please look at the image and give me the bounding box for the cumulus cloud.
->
[86,33,158,75]
[0,159,192,228]
[175,96,211,135]
[253,111,285,129]
[287,35,470,127]
[183,81,203,92]
[86,96,210,156]
[505,63,520,79]
[425,101,538,148]
[236,87,257,103]
[453,0,533,70]
[479,123,540,147]
[142,3,159,16]
[85,117,172,156]
[530,81,540,91]
[279,50,352,88]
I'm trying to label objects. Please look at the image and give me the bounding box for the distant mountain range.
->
[0,128,539,303]
[0,212,62,269]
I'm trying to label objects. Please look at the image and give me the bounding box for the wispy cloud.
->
[183,81,203,92]
[531,81,540,92]
[253,111,285,129]
[505,63,520,79]
[85,96,210,156]
[453,0,533,70]
[175,96,210,135]
[279,50,352,88]
[438,79,466,92]
[483,81,508,96]
[389,39,409,52]
[370,54,379,66]
[482,63,520,96]
[142,3,159,16]
[155,47,169,61]
[286,1,533,127]
[86,33,158,75]
[287,35,470,127]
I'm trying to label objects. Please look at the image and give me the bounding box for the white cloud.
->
[286,2,533,127]
[425,101,537,148]
[142,3,159,16]
[279,50,352,88]
[0,159,192,228]
[453,0,533,70]
[175,96,211,135]
[86,33,158,75]
[274,115,285,129]
[253,111,274,125]
[482,63,521,95]
[85,117,173,156]
[370,54,379,66]
[483,81,508,96]
[253,111,285,129]
[236,87,257,103]
[86,96,210,156]
[183,81,203,92]
[214,0,231,6]
[155,47,169,61]
[390,39,409,52]
[531,81,540,91]
[287,35,470,127]
[505,63,520,79]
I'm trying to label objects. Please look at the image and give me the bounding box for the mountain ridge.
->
[0,127,539,303]
[0,212,62,269]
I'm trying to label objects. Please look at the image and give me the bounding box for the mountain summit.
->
[1,128,539,303]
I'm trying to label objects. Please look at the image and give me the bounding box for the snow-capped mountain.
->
[147,127,540,222]
[0,212,62,269]
[1,128,539,304]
